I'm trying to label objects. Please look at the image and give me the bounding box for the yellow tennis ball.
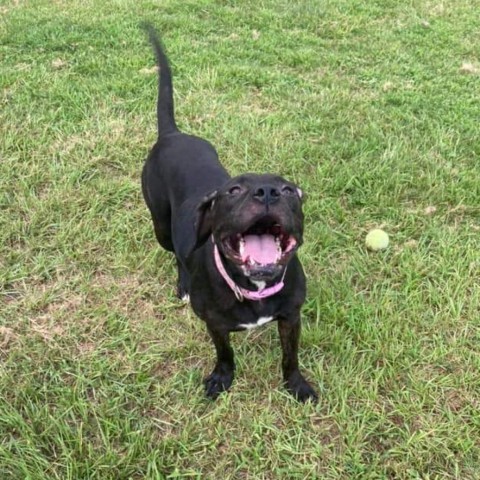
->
[365,229,389,251]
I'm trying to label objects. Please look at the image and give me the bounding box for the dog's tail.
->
[143,23,178,137]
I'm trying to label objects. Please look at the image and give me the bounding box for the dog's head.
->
[194,174,304,282]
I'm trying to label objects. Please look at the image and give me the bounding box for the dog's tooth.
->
[239,239,245,256]
[275,236,282,255]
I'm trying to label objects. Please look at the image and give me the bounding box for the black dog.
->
[141,26,317,402]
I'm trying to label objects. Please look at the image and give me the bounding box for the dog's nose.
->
[253,185,281,205]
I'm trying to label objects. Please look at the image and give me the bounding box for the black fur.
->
[141,25,317,402]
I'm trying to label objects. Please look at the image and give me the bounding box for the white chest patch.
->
[250,280,266,290]
[239,316,274,330]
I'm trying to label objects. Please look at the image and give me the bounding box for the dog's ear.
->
[193,190,218,250]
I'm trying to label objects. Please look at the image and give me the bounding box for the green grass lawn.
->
[1,0,479,478]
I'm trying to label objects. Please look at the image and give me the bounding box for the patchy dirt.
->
[310,415,343,451]
[0,326,17,348]
[139,66,158,75]
[459,62,479,75]
[51,58,68,69]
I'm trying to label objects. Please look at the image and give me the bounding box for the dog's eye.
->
[282,186,295,195]
[228,186,242,195]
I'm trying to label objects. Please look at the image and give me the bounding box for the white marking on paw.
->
[239,316,274,330]
[181,294,190,303]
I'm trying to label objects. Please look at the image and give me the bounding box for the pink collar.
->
[213,244,286,301]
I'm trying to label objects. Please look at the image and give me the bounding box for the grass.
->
[1,0,479,478]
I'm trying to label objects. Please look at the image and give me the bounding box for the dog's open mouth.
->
[222,216,298,276]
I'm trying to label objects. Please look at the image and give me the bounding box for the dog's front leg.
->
[278,316,318,403]
[204,327,235,399]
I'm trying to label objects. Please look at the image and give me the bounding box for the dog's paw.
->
[204,368,234,400]
[176,283,189,301]
[286,372,318,403]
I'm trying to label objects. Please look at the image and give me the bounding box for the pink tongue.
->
[243,234,279,264]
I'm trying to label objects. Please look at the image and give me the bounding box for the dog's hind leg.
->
[152,219,174,252]
[176,258,190,301]
[142,169,175,252]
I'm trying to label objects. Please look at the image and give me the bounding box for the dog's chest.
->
[238,315,275,330]
[232,299,282,331]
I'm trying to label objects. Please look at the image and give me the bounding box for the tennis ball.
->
[365,229,389,251]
